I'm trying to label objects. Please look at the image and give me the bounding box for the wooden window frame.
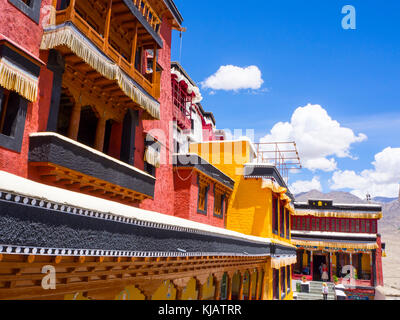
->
[285,209,290,239]
[280,267,286,299]
[280,201,285,238]
[272,196,279,235]
[286,265,291,294]
[8,0,42,24]
[0,87,28,153]
[213,188,225,219]
[197,176,209,215]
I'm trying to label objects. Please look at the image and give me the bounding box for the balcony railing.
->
[29,132,155,203]
[131,0,161,33]
[54,0,160,100]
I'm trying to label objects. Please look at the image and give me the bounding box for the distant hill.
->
[373,197,398,203]
[295,190,367,204]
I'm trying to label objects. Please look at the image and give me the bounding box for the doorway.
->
[313,254,328,281]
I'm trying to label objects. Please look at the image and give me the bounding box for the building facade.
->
[291,199,384,300]
[0,0,297,300]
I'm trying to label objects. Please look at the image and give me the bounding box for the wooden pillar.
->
[238,273,244,300]
[103,0,113,50]
[176,288,183,300]
[214,279,221,300]
[248,272,253,300]
[310,251,313,280]
[227,274,233,300]
[66,0,76,19]
[260,270,266,300]
[197,284,203,301]
[67,101,81,140]
[254,270,259,300]
[94,115,107,152]
[152,42,157,84]
[329,251,333,281]
[131,22,138,71]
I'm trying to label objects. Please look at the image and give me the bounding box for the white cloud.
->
[260,104,367,172]
[331,147,400,198]
[290,177,322,195]
[201,65,264,91]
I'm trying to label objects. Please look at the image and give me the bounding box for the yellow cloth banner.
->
[292,210,382,219]
[292,239,378,250]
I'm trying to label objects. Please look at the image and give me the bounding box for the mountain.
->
[373,197,398,203]
[295,190,367,204]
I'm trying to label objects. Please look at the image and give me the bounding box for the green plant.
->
[333,275,338,283]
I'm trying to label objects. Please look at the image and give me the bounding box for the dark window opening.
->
[0,89,20,137]
[285,210,290,239]
[56,88,74,136]
[77,106,98,148]
[144,162,156,177]
[103,119,113,155]
[0,87,28,152]
[281,268,286,299]
[286,266,291,294]
[272,197,279,235]
[273,269,279,300]
[280,202,285,237]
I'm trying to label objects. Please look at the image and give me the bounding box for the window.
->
[280,268,286,299]
[280,202,285,237]
[312,218,316,231]
[336,218,340,232]
[273,269,279,300]
[272,197,279,235]
[325,218,330,232]
[8,0,42,23]
[341,219,345,232]
[372,220,377,233]
[316,218,320,231]
[355,220,360,233]
[345,219,350,232]
[351,219,356,233]
[366,220,370,233]
[285,209,290,239]
[306,217,310,230]
[213,190,225,219]
[361,220,366,233]
[197,177,209,215]
[0,87,28,152]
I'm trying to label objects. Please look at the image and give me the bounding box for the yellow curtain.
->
[292,210,382,219]
[292,239,378,250]
[0,57,38,102]
[271,256,297,269]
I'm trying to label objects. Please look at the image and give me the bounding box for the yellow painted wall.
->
[189,140,292,246]
[362,253,371,272]
[181,278,198,300]
[201,275,215,300]
[115,285,145,300]
[152,280,177,300]
[251,269,258,297]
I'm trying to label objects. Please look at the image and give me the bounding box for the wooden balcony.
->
[54,0,161,100]
[29,132,155,204]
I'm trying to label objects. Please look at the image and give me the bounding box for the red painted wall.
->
[0,0,51,59]
[376,235,384,286]
[173,169,225,228]
[139,18,175,216]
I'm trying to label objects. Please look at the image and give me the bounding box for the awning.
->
[144,144,161,168]
[292,209,382,219]
[40,23,160,119]
[271,255,297,269]
[0,57,38,102]
[292,239,378,250]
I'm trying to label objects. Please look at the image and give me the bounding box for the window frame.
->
[213,188,225,219]
[0,87,28,152]
[197,176,209,215]
[8,0,42,24]
[272,196,279,235]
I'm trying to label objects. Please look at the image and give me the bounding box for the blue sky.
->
[170,0,400,198]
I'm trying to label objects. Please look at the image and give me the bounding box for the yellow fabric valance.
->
[261,179,287,195]
[292,239,378,250]
[0,57,38,102]
[292,209,382,219]
[285,203,295,214]
[144,146,160,168]
[271,255,297,269]
[40,24,160,119]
